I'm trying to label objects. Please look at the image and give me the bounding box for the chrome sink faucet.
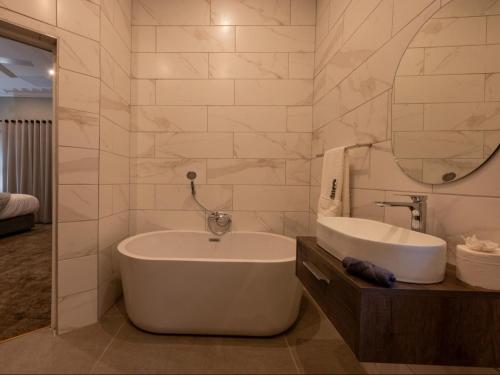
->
[375,195,427,233]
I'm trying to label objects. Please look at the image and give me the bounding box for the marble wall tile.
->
[235,80,313,105]
[100,151,130,185]
[484,130,500,155]
[131,79,155,105]
[230,211,284,233]
[57,289,97,334]
[236,26,315,52]
[287,106,312,132]
[129,210,206,234]
[314,0,331,48]
[130,158,206,184]
[488,15,500,44]
[58,69,100,114]
[435,0,500,17]
[57,0,99,40]
[286,159,311,185]
[291,0,316,26]
[58,108,100,150]
[157,26,235,52]
[207,159,286,185]
[393,131,484,159]
[486,73,500,101]
[99,185,113,218]
[314,19,343,73]
[58,221,98,260]
[208,106,287,132]
[58,147,99,184]
[410,17,487,47]
[130,184,155,209]
[58,30,100,77]
[113,185,129,214]
[100,48,131,103]
[432,152,500,197]
[0,0,56,24]
[235,133,311,158]
[392,104,424,131]
[394,74,485,103]
[99,211,129,250]
[350,188,386,221]
[101,13,131,74]
[397,48,425,75]
[100,84,131,129]
[424,45,500,75]
[131,106,207,132]
[422,158,485,185]
[58,255,98,297]
[342,0,383,41]
[424,102,500,131]
[132,0,210,25]
[155,184,232,211]
[58,185,99,222]
[130,132,155,157]
[351,141,432,192]
[211,0,290,26]
[321,0,393,93]
[233,185,309,211]
[155,133,233,158]
[392,0,435,34]
[132,26,155,52]
[132,53,208,79]
[156,80,234,105]
[100,116,130,157]
[284,211,310,237]
[289,53,314,78]
[209,53,288,79]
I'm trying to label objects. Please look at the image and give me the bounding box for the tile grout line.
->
[284,334,302,374]
[88,319,126,374]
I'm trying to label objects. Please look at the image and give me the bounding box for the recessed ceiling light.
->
[48,68,54,76]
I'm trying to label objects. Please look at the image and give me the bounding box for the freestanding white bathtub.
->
[117,230,302,336]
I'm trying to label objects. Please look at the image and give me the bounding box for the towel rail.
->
[314,142,373,158]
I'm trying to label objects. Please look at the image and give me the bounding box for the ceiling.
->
[0,36,53,98]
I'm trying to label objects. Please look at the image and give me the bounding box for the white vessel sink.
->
[316,217,447,284]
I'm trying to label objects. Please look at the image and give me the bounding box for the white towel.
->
[317,147,350,218]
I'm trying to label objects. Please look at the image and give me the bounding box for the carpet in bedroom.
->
[0,224,52,341]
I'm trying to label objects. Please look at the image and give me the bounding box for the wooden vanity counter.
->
[296,237,500,367]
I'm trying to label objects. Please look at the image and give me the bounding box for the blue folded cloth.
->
[342,257,396,287]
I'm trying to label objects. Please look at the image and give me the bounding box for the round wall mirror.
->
[392,0,500,184]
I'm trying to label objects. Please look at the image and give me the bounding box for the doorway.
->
[0,22,56,341]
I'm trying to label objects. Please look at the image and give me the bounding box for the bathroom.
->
[0,0,499,373]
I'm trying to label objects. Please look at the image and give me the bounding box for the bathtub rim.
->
[117,230,297,263]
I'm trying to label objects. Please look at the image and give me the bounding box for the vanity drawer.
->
[296,240,361,350]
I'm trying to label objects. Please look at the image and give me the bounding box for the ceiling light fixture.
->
[48,68,55,76]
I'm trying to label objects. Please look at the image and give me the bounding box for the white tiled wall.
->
[0,0,130,333]
[312,0,500,270]
[130,0,316,238]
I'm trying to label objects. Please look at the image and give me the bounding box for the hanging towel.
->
[317,147,350,217]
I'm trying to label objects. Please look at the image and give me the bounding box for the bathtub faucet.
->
[186,171,232,236]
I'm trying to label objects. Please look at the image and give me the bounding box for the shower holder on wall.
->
[186,171,232,236]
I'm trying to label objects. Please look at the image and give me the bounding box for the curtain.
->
[0,119,52,223]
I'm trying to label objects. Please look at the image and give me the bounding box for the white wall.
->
[0,97,53,119]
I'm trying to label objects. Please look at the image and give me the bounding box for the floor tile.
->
[0,308,124,374]
[92,320,297,374]
[285,295,366,374]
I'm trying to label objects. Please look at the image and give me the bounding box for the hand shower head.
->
[186,171,197,180]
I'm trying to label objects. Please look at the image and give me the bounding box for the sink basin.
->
[316,217,447,284]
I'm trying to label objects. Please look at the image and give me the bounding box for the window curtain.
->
[0,119,52,223]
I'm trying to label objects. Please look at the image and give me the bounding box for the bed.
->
[0,194,39,236]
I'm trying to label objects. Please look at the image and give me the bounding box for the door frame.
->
[0,19,58,331]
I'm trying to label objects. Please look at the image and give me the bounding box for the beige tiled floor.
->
[0,294,498,374]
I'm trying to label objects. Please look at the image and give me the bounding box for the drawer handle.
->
[302,261,330,284]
